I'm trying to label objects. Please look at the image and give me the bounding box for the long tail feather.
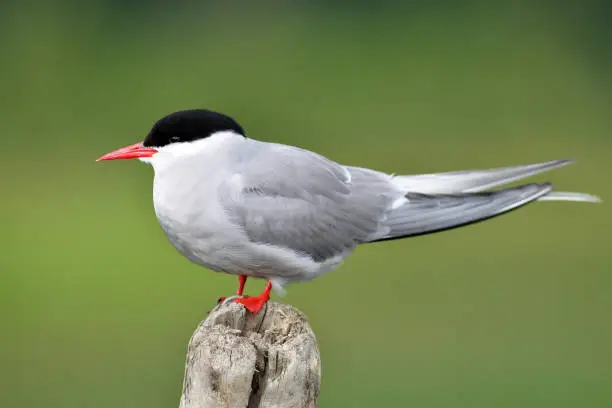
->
[538,191,601,203]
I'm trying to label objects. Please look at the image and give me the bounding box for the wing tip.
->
[372,182,554,243]
[538,158,575,169]
[556,158,575,166]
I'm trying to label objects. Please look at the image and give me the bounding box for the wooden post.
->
[179,301,321,408]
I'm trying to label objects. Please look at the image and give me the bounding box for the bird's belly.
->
[156,213,235,273]
[156,212,348,282]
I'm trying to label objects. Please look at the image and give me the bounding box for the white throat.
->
[139,130,245,172]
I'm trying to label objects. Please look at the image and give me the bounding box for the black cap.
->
[143,109,245,148]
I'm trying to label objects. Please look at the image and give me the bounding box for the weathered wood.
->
[179,301,321,408]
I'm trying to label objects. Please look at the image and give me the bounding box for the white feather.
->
[538,192,601,203]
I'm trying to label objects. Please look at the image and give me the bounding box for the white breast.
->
[147,132,247,273]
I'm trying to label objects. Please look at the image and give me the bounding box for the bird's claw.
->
[207,295,245,314]
[219,295,244,305]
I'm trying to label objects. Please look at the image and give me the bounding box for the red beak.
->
[97,143,158,162]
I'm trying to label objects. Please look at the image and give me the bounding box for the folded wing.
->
[371,183,553,242]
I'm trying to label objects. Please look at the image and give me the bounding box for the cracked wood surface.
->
[179,301,321,408]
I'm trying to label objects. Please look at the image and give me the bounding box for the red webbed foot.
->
[234,281,272,314]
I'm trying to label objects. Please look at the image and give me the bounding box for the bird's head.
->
[97,109,246,167]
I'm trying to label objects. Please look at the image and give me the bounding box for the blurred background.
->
[1,1,611,407]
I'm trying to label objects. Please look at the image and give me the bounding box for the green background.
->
[2,2,611,407]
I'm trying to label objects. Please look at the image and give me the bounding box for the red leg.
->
[237,275,247,296]
[235,281,272,314]
[217,275,248,304]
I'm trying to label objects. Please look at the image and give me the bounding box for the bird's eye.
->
[170,136,181,143]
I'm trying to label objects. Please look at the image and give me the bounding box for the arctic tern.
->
[97,109,600,313]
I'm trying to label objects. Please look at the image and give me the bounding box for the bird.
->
[97,109,600,314]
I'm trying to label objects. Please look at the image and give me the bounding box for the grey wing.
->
[220,143,398,262]
[372,183,553,242]
[391,159,572,193]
